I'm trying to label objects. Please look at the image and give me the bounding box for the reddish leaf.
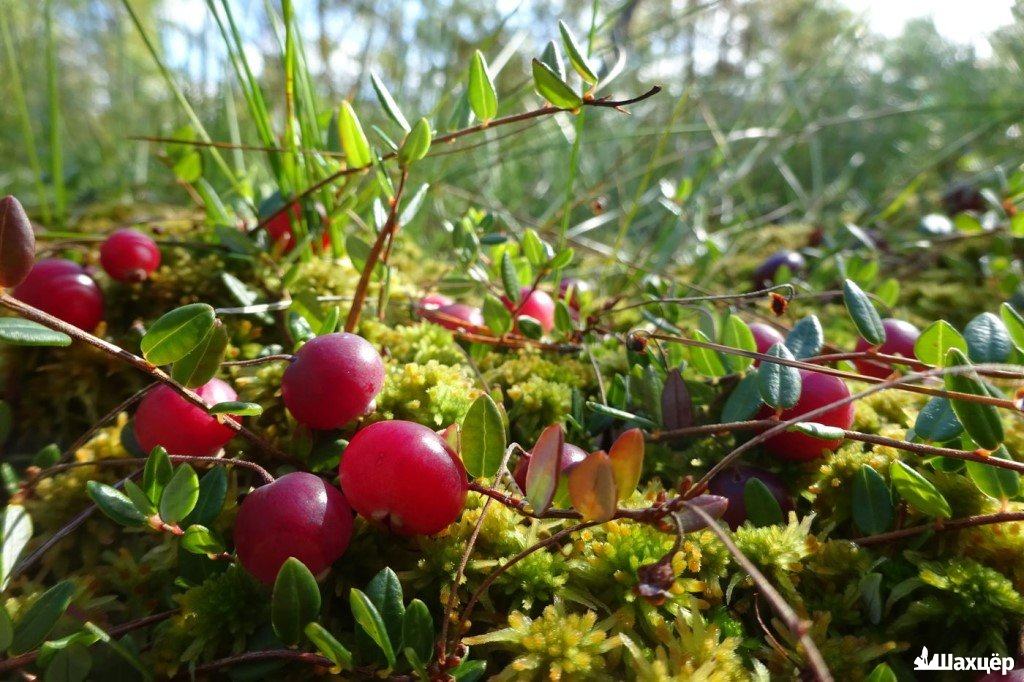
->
[525,424,563,513]
[661,368,692,430]
[0,196,35,288]
[608,428,644,501]
[438,423,461,456]
[568,450,617,522]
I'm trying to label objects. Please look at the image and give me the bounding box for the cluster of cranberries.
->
[418,277,586,334]
[12,229,160,331]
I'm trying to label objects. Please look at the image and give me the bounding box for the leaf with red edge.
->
[608,428,644,501]
[568,451,617,521]
[525,424,563,513]
[0,196,35,288]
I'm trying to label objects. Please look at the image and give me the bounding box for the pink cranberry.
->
[503,287,555,332]
[418,293,453,311]
[133,378,237,456]
[234,472,353,584]
[512,442,589,493]
[752,250,806,289]
[281,333,385,430]
[339,420,468,535]
[749,323,786,365]
[265,203,330,253]
[854,318,921,379]
[13,259,104,331]
[707,465,793,529]
[758,370,854,461]
[100,229,161,282]
[432,303,485,331]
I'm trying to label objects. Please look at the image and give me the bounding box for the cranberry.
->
[559,278,589,310]
[134,378,237,456]
[942,181,986,215]
[234,472,353,584]
[13,259,104,331]
[512,442,588,493]
[281,333,385,430]
[418,293,453,311]
[749,323,785,365]
[100,229,161,282]
[503,287,555,332]
[432,303,485,331]
[758,370,854,461]
[707,465,793,529]
[752,250,806,289]
[264,203,330,253]
[854,318,921,379]
[339,420,468,535]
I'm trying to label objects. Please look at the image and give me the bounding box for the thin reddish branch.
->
[855,510,1024,546]
[178,650,333,678]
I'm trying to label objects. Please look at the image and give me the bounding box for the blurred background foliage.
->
[2,0,1023,258]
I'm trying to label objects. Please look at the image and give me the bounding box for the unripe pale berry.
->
[100,229,161,282]
[134,378,237,456]
[512,442,588,493]
[504,287,555,332]
[749,323,785,366]
[752,250,806,289]
[234,472,353,584]
[281,333,385,430]
[854,318,921,379]
[433,303,485,331]
[707,465,793,530]
[13,259,104,331]
[265,203,330,253]
[418,293,453,311]
[339,420,468,535]
[759,370,855,461]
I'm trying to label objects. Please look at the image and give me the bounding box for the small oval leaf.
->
[350,588,396,668]
[525,424,564,513]
[0,318,71,347]
[10,581,75,654]
[158,464,200,525]
[889,461,951,519]
[785,315,824,359]
[0,196,36,288]
[398,118,432,166]
[558,21,598,85]
[914,320,967,366]
[170,320,228,388]
[531,58,582,109]
[851,466,893,535]
[758,343,801,409]
[963,311,1012,363]
[608,428,644,501]
[460,394,506,479]
[86,482,147,527]
[338,101,372,169]
[843,279,885,346]
[141,304,216,366]
[743,478,784,527]
[272,557,322,646]
[944,348,1003,450]
[467,50,498,122]
[567,450,617,522]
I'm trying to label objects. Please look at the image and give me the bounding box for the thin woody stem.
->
[55,382,156,465]
[855,510,1024,547]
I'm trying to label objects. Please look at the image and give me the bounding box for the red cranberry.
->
[707,465,793,529]
[512,442,588,493]
[559,278,589,310]
[100,229,161,282]
[265,203,330,253]
[503,287,555,332]
[234,472,353,584]
[752,250,806,289]
[133,378,237,456]
[13,259,104,331]
[282,333,385,430]
[854,318,921,379]
[749,323,785,366]
[418,294,453,311]
[758,370,854,461]
[433,303,485,331]
[339,420,468,535]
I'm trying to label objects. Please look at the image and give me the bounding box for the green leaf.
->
[452,659,487,681]
[521,229,548,267]
[365,568,405,650]
[304,622,353,671]
[10,580,75,654]
[758,343,801,409]
[0,400,11,444]
[0,505,32,591]
[43,642,91,682]
[784,315,824,359]
[398,118,432,166]
[843,279,885,346]
[743,478,784,527]
[539,40,566,80]
[526,424,563,514]
[350,588,396,668]
[272,558,322,647]
[689,330,727,377]
[914,320,967,365]
[0,318,71,347]
[180,524,225,556]
[369,72,410,132]
[558,21,598,85]
[1000,303,1024,352]
[851,466,893,535]
[500,251,520,303]
[720,315,755,372]
[338,101,372,169]
[401,599,434,665]
[722,374,763,422]
[889,461,951,519]
[865,663,897,682]
[0,605,12,650]
[554,301,574,334]
[517,316,543,339]
[123,480,156,516]
[170,320,228,388]
[460,394,506,478]
[86,482,147,527]
[531,58,582,109]
[467,50,497,122]
[158,465,200,525]
[208,401,262,416]
[788,421,845,440]
[875,279,900,308]
[142,446,173,504]
[914,397,964,442]
[482,294,512,336]
[221,272,271,323]
[944,348,1003,450]
[963,312,1012,363]
[185,467,228,527]
[141,304,216,366]
[549,247,574,270]
[965,454,1020,500]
